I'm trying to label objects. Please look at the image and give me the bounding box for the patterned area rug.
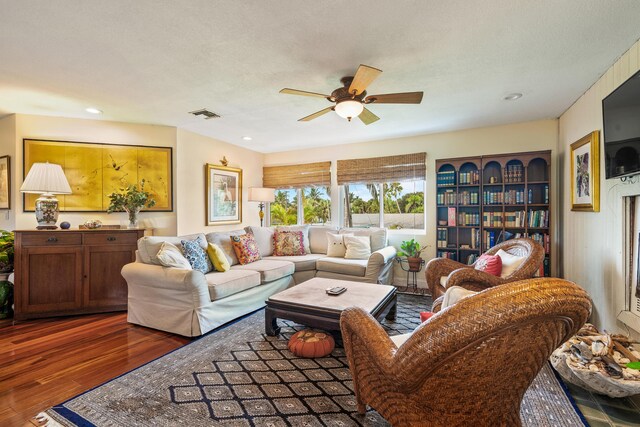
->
[43,294,586,426]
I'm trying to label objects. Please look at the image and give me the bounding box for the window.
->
[270,187,331,226]
[264,162,332,226]
[345,184,380,227]
[302,186,331,225]
[270,189,298,225]
[344,180,424,229]
[338,153,426,230]
[383,179,424,229]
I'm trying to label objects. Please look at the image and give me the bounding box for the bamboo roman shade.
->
[337,152,426,184]
[263,161,331,189]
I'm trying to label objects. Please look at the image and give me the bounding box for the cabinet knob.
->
[47,237,58,242]
[107,236,117,241]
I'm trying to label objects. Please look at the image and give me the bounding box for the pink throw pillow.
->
[474,254,502,276]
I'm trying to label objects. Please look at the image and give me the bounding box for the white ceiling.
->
[1,0,640,153]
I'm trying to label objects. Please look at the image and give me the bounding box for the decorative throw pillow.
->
[273,230,306,256]
[474,254,502,276]
[181,238,213,274]
[495,249,525,278]
[441,286,478,309]
[326,233,353,257]
[276,225,311,254]
[344,235,372,260]
[207,243,231,272]
[230,233,262,265]
[156,242,192,269]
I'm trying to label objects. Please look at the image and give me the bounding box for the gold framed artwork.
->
[570,131,600,212]
[205,163,242,225]
[23,139,173,212]
[0,156,10,209]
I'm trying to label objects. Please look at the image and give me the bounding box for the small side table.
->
[395,257,426,292]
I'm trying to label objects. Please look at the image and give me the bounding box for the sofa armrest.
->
[365,246,397,284]
[121,262,211,308]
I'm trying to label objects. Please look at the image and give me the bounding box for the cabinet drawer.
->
[84,232,139,246]
[21,233,82,246]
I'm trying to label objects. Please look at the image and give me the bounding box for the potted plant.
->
[107,179,156,228]
[398,238,427,272]
[0,230,14,273]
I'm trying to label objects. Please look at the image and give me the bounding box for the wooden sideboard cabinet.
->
[14,229,144,320]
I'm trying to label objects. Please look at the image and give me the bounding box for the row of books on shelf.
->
[529,232,550,254]
[437,171,456,187]
[459,170,480,185]
[458,190,479,205]
[528,209,549,228]
[483,187,549,205]
[458,212,480,226]
[437,227,481,249]
[504,164,524,183]
[481,210,549,228]
[437,190,480,205]
[437,190,457,205]
[504,189,525,204]
[482,231,550,252]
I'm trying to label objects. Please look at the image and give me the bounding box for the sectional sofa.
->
[122,225,396,336]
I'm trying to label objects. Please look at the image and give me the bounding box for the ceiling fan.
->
[280,64,424,125]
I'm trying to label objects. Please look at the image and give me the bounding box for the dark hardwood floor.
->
[0,312,191,427]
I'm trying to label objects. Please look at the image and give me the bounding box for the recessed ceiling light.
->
[504,93,523,101]
[242,136,252,141]
[85,107,103,114]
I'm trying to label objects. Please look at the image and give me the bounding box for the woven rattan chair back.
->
[341,278,591,427]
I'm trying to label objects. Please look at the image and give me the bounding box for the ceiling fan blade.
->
[365,92,424,104]
[280,88,329,98]
[348,64,382,95]
[358,107,380,125]
[299,106,334,122]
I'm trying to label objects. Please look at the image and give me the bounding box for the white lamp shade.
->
[20,162,72,194]
[334,99,364,119]
[248,187,275,202]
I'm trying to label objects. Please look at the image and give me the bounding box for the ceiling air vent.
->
[189,109,220,119]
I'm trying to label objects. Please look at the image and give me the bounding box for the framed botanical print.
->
[570,131,600,212]
[205,164,242,225]
[0,156,10,209]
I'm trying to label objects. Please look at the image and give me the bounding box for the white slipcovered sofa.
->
[122,225,396,336]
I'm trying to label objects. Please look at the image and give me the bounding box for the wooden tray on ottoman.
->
[265,277,397,336]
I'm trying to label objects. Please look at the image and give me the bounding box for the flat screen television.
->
[603,69,640,179]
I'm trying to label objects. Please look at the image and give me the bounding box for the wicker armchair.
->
[426,237,544,301]
[340,278,591,427]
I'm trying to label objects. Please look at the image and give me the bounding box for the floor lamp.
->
[248,187,275,227]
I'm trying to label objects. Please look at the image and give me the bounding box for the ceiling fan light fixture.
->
[334,99,364,120]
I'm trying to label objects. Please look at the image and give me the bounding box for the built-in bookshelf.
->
[436,151,551,276]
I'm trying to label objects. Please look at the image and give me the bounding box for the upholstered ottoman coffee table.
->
[265,277,397,336]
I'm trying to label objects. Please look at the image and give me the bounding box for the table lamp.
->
[20,162,72,229]
[248,187,275,227]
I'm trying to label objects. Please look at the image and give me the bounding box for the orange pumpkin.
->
[287,329,335,358]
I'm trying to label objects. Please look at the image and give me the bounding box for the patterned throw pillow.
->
[273,230,306,256]
[230,234,262,265]
[474,254,502,276]
[181,239,213,274]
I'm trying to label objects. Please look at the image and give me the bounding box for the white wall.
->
[559,40,640,338]
[265,119,558,288]
[176,129,265,235]
[13,114,178,235]
[0,115,16,231]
